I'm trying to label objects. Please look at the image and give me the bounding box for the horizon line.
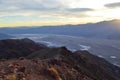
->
[0,19,119,28]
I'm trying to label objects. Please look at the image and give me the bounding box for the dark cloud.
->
[105,2,120,8]
[68,8,94,12]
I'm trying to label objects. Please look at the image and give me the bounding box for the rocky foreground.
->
[0,39,120,80]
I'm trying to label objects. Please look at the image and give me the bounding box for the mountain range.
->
[0,19,120,40]
[0,39,120,80]
[0,19,120,67]
[0,20,120,79]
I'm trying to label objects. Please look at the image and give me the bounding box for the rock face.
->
[0,39,120,80]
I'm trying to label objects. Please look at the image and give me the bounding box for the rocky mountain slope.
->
[0,39,120,80]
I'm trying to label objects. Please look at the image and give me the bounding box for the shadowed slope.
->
[0,38,46,59]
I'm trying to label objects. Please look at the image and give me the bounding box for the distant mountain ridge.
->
[0,19,120,40]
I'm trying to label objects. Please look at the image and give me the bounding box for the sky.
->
[0,0,120,27]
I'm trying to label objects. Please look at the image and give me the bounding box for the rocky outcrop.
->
[0,39,120,80]
[0,38,46,59]
[27,46,120,80]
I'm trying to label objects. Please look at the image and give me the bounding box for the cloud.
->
[2,0,120,27]
[0,0,93,18]
[68,8,94,12]
[0,0,62,18]
[105,2,120,8]
[0,0,64,12]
